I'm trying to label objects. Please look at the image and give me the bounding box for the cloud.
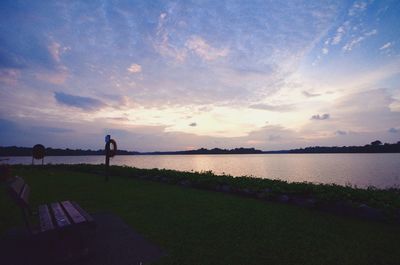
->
[335,130,347,135]
[249,103,294,112]
[0,118,74,147]
[153,12,187,62]
[29,40,70,84]
[380,42,392,50]
[107,117,129,122]
[0,48,26,69]
[127,63,142,73]
[189,122,197,127]
[35,66,68,84]
[0,69,20,85]
[268,134,281,141]
[185,36,229,61]
[0,119,27,146]
[54,92,106,111]
[0,118,16,131]
[31,126,74,133]
[342,36,364,51]
[332,24,347,45]
[0,34,59,70]
[48,42,62,62]
[348,1,368,16]
[327,89,400,144]
[388,127,399,133]
[311,113,330,120]
[103,128,135,139]
[153,12,228,62]
[302,91,321,97]
[364,29,378,36]
[48,41,69,63]
[329,5,376,52]
[343,29,377,51]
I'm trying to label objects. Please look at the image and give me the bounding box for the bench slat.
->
[20,184,30,207]
[51,202,71,228]
[9,177,25,197]
[70,201,94,224]
[38,204,54,232]
[61,201,86,224]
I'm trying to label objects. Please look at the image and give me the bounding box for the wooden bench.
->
[7,176,97,263]
[8,176,96,235]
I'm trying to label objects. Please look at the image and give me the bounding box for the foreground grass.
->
[1,165,399,265]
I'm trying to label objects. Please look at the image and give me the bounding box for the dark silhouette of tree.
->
[0,146,140,156]
[371,140,382,146]
[264,140,399,154]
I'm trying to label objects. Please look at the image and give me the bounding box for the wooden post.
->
[104,135,117,182]
[105,140,110,181]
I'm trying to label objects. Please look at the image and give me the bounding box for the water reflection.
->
[6,153,400,188]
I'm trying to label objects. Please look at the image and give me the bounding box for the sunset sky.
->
[0,0,399,151]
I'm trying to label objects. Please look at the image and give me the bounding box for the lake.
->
[4,153,400,188]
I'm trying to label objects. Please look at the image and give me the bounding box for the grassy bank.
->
[1,165,400,264]
[31,164,400,219]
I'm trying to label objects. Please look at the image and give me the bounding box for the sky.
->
[0,0,399,152]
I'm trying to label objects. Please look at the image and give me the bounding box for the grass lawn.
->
[1,165,399,265]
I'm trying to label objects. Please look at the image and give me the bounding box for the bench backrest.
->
[8,176,30,209]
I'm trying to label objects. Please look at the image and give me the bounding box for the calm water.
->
[4,153,400,188]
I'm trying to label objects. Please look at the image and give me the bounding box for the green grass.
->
[55,164,400,212]
[1,165,400,265]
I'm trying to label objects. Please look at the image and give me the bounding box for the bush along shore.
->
[10,164,400,223]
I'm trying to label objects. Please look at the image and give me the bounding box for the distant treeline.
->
[147,147,263,155]
[0,146,262,156]
[1,141,399,156]
[0,146,139,156]
[264,141,400,154]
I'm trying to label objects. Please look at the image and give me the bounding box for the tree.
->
[371,140,382,146]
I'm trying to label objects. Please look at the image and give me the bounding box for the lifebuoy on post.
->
[108,139,117,158]
[32,144,45,165]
